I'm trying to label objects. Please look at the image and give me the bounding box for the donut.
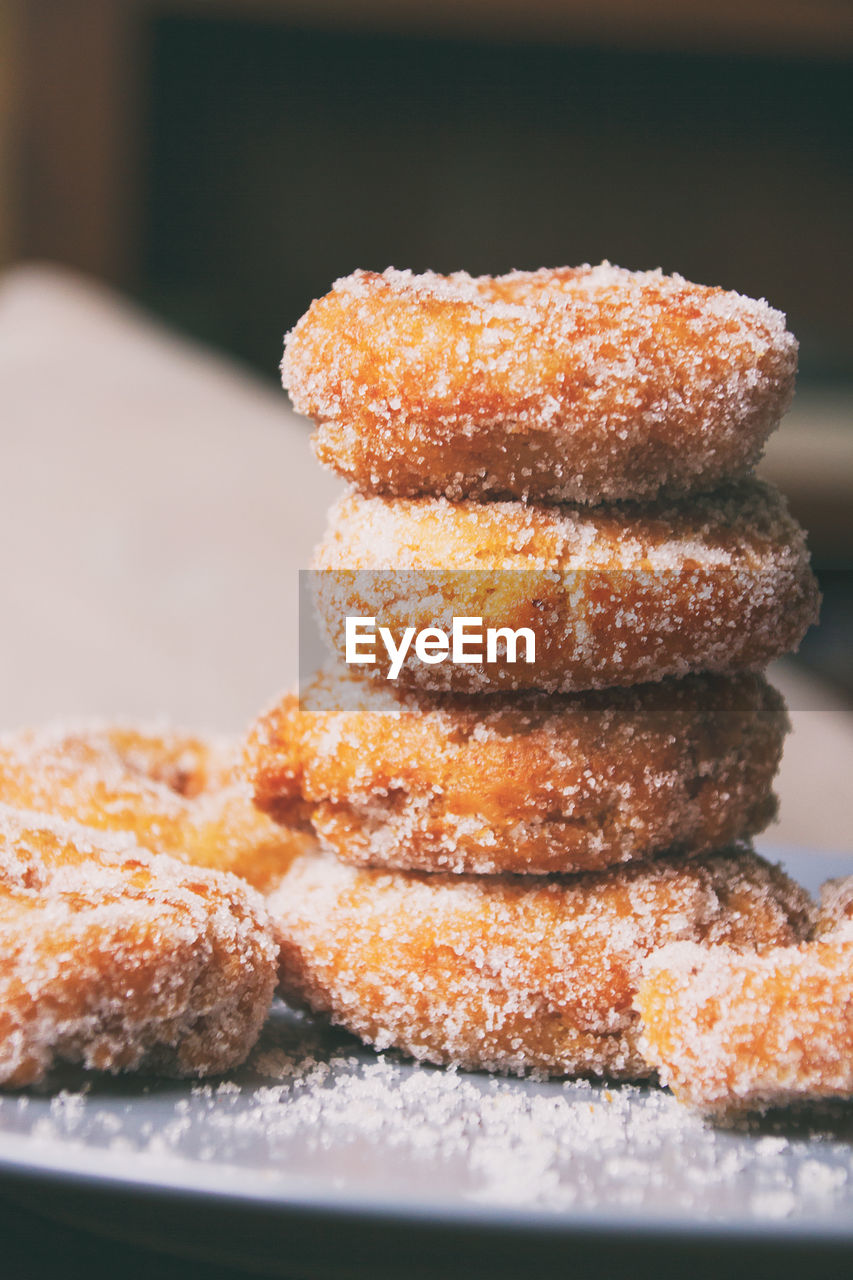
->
[246,670,788,876]
[311,480,819,693]
[282,265,798,505]
[0,804,277,1087]
[268,847,812,1079]
[0,724,307,892]
[636,876,853,1115]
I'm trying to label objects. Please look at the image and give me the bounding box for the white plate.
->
[0,849,851,1274]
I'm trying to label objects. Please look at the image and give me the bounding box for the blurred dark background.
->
[6,3,852,382]
[2,0,852,690]
[146,21,852,384]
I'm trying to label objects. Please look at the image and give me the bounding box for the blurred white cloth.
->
[0,264,850,851]
[0,263,341,731]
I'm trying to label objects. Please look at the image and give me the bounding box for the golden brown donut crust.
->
[636,877,853,1116]
[312,480,819,693]
[0,724,307,892]
[283,265,798,505]
[246,671,788,875]
[0,804,277,1087]
[268,847,812,1080]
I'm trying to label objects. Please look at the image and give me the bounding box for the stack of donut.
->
[246,264,823,1095]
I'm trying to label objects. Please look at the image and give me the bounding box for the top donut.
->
[282,264,797,505]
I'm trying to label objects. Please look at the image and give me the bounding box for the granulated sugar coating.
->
[247,670,788,875]
[313,479,819,693]
[0,723,307,891]
[815,874,853,936]
[0,804,277,1086]
[3,1005,852,1228]
[637,877,853,1116]
[268,847,812,1079]
[282,265,798,505]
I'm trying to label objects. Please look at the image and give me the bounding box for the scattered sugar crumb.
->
[2,1008,849,1226]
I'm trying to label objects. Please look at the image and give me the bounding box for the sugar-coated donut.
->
[283,265,798,504]
[636,876,853,1116]
[268,847,812,1079]
[246,670,787,876]
[0,804,277,1087]
[312,480,819,693]
[0,724,307,891]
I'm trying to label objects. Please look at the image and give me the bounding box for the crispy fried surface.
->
[0,724,307,891]
[636,876,853,1115]
[283,265,798,505]
[313,481,819,693]
[267,847,812,1080]
[0,805,277,1087]
[247,671,787,875]
[814,874,853,936]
